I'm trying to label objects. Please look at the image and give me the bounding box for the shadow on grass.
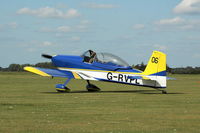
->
[41,90,184,95]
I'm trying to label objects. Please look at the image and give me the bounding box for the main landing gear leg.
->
[86,80,101,92]
[56,78,71,93]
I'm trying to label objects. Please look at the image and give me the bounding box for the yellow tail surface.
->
[143,51,166,76]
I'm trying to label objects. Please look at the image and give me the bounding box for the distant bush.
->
[171,67,200,74]
[1,62,55,72]
[132,62,200,74]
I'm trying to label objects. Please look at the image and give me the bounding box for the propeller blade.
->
[42,54,52,59]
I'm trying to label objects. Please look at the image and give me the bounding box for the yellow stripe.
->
[24,67,51,77]
[72,72,81,79]
[142,76,150,80]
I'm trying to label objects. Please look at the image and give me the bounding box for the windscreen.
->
[96,53,129,67]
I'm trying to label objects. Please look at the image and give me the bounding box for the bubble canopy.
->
[81,50,130,67]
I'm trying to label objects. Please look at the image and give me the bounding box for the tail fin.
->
[142,51,166,88]
[143,51,166,76]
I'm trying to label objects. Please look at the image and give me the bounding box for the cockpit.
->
[81,50,130,67]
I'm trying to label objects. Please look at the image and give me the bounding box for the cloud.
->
[56,3,68,9]
[153,44,167,51]
[76,25,88,31]
[8,22,18,29]
[155,17,200,30]
[0,22,18,31]
[17,7,80,19]
[41,41,55,46]
[27,48,36,52]
[74,20,90,32]
[40,25,71,33]
[179,24,194,30]
[83,3,118,9]
[39,20,90,34]
[174,0,200,14]
[80,20,90,24]
[193,53,200,58]
[120,35,133,40]
[70,36,81,41]
[132,24,145,29]
[155,17,185,25]
[39,27,53,32]
[56,26,71,32]
[187,35,200,40]
[0,24,3,30]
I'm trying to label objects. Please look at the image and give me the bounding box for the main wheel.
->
[162,90,167,94]
[86,84,100,92]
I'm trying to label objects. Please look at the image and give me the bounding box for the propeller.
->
[41,54,53,59]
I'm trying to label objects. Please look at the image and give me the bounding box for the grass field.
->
[0,72,200,133]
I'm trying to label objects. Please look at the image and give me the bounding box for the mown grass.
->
[0,72,200,133]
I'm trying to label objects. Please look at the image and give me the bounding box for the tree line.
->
[0,62,200,74]
[132,62,200,74]
[0,62,55,72]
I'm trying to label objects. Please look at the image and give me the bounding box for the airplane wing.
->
[24,67,77,78]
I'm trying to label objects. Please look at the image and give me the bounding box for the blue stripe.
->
[150,71,166,76]
[128,76,142,79]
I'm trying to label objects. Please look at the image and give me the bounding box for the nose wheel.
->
[55,78,71,93]
[56,87,71,93]
[56,84,71,93]
[86,80,101,92]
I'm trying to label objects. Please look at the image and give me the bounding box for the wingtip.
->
[23,66,51,77]
[24,66,32,71]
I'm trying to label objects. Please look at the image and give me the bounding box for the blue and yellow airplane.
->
[24,50,168,94]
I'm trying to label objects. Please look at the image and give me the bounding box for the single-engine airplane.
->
[24,50,168,94]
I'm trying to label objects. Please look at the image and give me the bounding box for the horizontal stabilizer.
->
[167,77,176,80]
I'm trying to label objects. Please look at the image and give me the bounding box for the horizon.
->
[1,0,200,68]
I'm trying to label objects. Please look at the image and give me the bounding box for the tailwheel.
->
[56,84,71,93]
[162,90,167,94]
[86,80,101,92]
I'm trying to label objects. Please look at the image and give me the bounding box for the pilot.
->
[88,50,96,63]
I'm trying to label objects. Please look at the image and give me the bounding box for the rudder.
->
[143,51,166,76]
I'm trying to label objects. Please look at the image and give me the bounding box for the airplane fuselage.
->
[24,50,167,93]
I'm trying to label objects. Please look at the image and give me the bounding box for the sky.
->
[1,0,200,67]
